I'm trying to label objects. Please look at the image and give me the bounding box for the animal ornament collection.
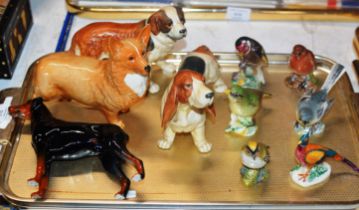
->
[5,5,359,201]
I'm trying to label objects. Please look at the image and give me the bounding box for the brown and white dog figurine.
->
[70,6,186,93]
[178,45,227,93]
[158,70,215,153]
[33,26,152,128]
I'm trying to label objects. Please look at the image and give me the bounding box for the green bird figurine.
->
[240,141,270,186]
[225,84,266,137]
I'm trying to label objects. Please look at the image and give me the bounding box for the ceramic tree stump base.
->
[225,114,257,137]
[240,166,269,187]
[294,121,325,137]
[232,70,263,90]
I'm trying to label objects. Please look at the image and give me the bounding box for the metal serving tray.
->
[0,53,358,209]
[65,0,359,22]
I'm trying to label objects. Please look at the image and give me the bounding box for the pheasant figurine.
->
[290,134,359,188]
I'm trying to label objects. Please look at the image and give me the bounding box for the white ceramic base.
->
[290,162,331,188]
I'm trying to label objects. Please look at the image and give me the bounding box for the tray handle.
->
[338,60,359,139]
[0,88,23,162]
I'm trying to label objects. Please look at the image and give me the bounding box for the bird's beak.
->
[251,154,256,160]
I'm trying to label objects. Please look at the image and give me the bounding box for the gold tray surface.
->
[1,53,359,208]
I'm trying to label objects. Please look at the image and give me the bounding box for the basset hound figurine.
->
[8,98,145,200]
[70,6,187,93]
[158,70,216,153]
[178,45,227,93]
[32,25,152,129]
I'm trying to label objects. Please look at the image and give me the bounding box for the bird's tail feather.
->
[325,150,359,172]
[342,158,359,173]
[320,64,345,93]
[331,152,359,172]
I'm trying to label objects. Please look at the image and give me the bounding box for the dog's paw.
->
[132,174,143,182]
[114,193,126,200]
[197,142,212,153]
[31,191,44,200]
[126,190,137,199]
[149,81,160,94]
[27,178,39,187]
[158,139,173,150]
[158,62,176,75]
[114,120,125,129]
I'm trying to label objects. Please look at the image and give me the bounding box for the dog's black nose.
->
[205,92,214,99]
[144,65,151,73]
[180,28,187,34]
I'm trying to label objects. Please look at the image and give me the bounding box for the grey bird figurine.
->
[295,64,345,136]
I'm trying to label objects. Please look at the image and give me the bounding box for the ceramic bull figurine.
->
[178,45,227,93]
[32,26,152,129]
[70,6,187,93]
[158,70,215,153]
[8,98,144,200]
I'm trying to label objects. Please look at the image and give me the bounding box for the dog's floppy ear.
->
[136,25,151,47]
[206,104,216,123]
[148,9,166,36]
[162,82,178,127]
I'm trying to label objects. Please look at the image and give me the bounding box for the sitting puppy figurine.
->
[33,26,151,129]
[8,98,144,200]
[178,45,227,93]
[70,6,187,93]
[158,70,215,153]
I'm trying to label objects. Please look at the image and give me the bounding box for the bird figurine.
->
[225,84,267,137]
[235,37,268,88]
[295,63,345,137]
[285,44,318,91]
[240,140,270,186]
[290,133,359,188]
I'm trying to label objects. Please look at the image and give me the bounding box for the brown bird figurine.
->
[285,44,318,91]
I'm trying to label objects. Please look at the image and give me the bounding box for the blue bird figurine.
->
[294,64,345,136]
